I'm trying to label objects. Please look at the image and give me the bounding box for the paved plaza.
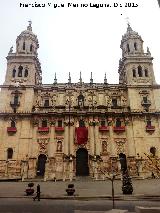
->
[0,178,160,199]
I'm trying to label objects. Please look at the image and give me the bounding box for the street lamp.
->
[111,169,116,209]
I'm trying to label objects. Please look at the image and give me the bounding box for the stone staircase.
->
[74,176,94,182]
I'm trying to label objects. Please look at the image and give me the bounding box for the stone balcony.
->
[99,126,109,131]
[38,127,49,132]
[146,125,155,132]
[55,127,65,132]
[7,127,17,133]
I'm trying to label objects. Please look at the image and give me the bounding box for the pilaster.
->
[49,124,55,157]
[89,126,94,155]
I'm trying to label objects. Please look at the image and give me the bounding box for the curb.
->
[1,195,160,201]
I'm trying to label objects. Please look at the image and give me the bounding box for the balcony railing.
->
[7,127,17,133]
[55,127,64,132]
[113,126,125,132]
[99,126,109,131]
[38,127,49,132]
[146,125,155,132]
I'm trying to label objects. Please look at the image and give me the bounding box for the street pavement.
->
[0,178,160,200]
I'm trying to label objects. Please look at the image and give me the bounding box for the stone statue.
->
[9,46,13,53]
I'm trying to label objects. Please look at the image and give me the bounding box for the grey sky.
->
[0,0,160,84]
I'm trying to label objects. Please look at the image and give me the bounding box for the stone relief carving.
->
[37,138,49,154]
[121,96,127,106]
[115,138,126,155]
[102,141,108,154]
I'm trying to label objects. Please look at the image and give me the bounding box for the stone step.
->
[135,206,160,213]
[75,176,94,182]
[24,178,44,182]
[74,210,129,213]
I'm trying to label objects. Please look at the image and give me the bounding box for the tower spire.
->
[54,73,57,84]
[79,71,82,84]
[27,20,32,31]
[68,72,71,84]
[104,73,107,84]
[90,72,93,84]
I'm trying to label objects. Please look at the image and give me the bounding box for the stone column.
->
[89,126,94,155]
[64,126,69,155]
[126,124,136,156]
[95,125,100,155]
[49,125,55,157]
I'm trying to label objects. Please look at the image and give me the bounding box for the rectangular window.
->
[58,120,62,127]
[44,99,49,107]
[42,120,47,127]
[112,99,117,107]
[143,97,148,103]
[101,120,106,126]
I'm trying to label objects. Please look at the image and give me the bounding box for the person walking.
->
[33,184,41,201]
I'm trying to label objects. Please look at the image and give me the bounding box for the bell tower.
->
[0,22,42,112]
[118,24,156,85]
[4,21,42,86]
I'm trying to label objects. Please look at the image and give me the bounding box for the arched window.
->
[134,42,137,50]
[7,148,13,159]
[42,120,47,127]
[24,69,28,77]
[11,120,16,128]
[14,94,19,105]
[30,44,33,52]
[138,66,142,77]
[12,69,16,78]
[132,69,136,77]
[23,42,25,50]
[116,118,121,127]
[144,69,148,77]
[127,44,130,53]
[18,65,23,77]
[78,94,84,107]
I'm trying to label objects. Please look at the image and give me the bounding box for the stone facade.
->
[0,22,160,180]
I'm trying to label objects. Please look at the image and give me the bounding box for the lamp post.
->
[111,172,115,209]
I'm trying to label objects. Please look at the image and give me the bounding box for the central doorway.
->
[76,148,89,176]
[37,154,47,176]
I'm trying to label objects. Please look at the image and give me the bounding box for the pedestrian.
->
[33,184,41,201]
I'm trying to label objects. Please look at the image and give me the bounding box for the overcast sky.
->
[0,0,160,85]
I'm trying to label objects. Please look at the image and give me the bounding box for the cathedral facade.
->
[0,22,160,180]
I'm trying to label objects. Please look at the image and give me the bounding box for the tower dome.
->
[120,24,144,57]
[16,21,39,55]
